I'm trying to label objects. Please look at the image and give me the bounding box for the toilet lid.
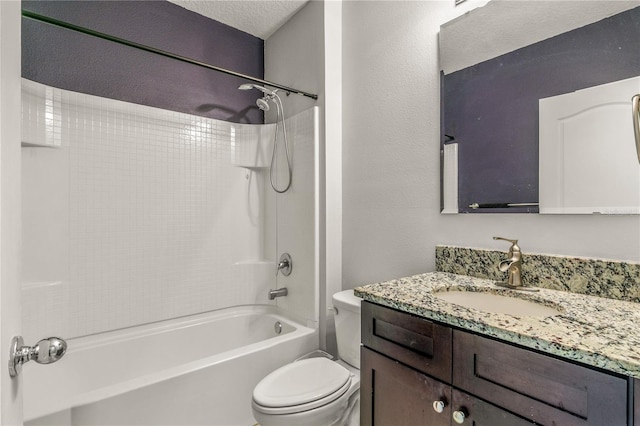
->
[253,358,351,408]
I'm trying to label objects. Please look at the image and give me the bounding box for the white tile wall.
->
[21,79,318,341]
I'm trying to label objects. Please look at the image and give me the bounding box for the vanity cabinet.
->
[360,301,630,426]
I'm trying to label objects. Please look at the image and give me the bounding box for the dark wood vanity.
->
[361,301,633,425]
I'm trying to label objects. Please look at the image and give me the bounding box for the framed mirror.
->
[440,1,640,214]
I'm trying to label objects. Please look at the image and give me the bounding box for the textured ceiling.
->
[168,0,309,39]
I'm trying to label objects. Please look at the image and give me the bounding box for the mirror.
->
[440,1,640,214]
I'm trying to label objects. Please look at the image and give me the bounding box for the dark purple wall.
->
[443,7,640,213]
[22,1,264,124]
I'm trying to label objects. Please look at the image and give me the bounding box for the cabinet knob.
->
[452,408,468,424]
[432,399,447,414]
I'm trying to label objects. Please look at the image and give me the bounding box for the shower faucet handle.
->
[9,335,67,377]
[276,253,292,277]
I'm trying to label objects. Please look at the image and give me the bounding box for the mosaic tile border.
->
[435,245,640,302]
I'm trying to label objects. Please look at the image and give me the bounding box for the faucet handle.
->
[276,253,292,277]
[493,236,518,245]
[493,236,520,251]
[493,237,522,259]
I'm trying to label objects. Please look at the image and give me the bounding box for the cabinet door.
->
[361,347,450,426]
[453,330,628,425]
[452,389,533,426]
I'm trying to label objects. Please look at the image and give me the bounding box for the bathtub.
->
[24,305,317,425]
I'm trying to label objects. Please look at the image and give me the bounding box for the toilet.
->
[251,289,362,426]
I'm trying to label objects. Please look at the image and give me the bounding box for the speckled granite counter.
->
[354,272,640,378]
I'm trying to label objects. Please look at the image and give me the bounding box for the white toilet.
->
[251,289,362,426]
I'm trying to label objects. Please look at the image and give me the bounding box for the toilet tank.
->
[332,289,362,369]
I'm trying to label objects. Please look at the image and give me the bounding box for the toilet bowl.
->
[251,289,362,426]
[252,357,359,426]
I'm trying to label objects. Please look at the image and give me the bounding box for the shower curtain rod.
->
[22,10,319,101]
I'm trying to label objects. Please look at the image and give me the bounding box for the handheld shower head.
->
[238,83,277,97]
[239,82,292,193]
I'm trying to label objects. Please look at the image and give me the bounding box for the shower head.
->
[256,98,270,111]
[238,83,277,97]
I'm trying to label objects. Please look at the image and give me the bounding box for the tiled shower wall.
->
[21,79,317,342]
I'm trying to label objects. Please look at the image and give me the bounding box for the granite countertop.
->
[354,272,640,378]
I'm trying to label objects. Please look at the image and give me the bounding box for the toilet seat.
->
[252,358,352,415]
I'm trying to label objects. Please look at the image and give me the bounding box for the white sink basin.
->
[434,290,561,317]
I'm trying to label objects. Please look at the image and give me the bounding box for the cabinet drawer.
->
[362,302,452,382]
[453,330,628,425]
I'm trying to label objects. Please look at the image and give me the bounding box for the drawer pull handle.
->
[452,408,468,424]
[432,399,447,414]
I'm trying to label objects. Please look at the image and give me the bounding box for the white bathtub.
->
[24,305,317,425]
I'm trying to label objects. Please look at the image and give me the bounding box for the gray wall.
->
[22,0,264,124]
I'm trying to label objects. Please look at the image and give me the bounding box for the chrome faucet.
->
[271,253,291,300]
[493,237,537,291]
[276,253,292,276]
[268,288,288,300]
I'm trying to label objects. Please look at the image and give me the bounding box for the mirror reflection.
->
[440,1,640,214]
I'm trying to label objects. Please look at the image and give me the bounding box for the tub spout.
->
[268,288,288,300]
